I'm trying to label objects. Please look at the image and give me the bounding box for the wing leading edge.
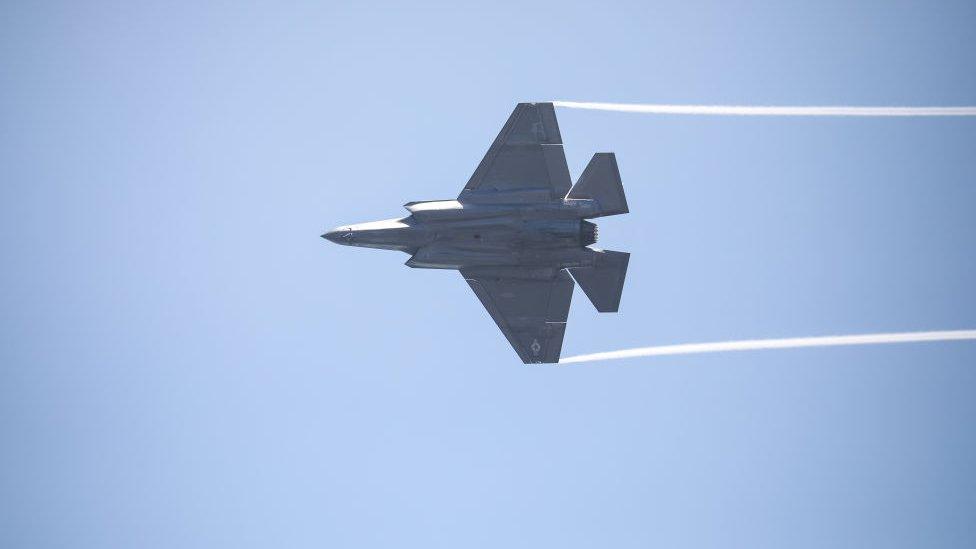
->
[461,268,574,363]
[459,102,572,204]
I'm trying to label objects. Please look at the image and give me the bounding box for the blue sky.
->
[2,1,975,547]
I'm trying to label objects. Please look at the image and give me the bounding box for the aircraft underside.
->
[323,102,630,363]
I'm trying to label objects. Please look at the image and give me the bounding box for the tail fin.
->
[569,250,630,312]
[566,153,628,217]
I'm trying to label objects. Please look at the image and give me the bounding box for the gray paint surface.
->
[323,103,630,363]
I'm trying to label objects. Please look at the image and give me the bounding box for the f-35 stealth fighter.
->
[323,102,629,363]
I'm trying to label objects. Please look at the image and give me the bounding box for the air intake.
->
[580,220,598,246]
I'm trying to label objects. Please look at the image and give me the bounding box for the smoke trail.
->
[560,329,976,364]
[553,101,976,117]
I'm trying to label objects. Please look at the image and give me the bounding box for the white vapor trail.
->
[559,329,976,364]
[553,101,976,117]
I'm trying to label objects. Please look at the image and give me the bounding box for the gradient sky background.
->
[2,1,976,548]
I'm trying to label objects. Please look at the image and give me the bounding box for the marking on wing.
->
[531,121,546,141]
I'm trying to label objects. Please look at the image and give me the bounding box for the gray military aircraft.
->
[322,102,629,363]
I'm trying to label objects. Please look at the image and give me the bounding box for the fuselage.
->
[323,198,600,270]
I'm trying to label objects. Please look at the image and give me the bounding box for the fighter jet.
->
[322,102,629,363]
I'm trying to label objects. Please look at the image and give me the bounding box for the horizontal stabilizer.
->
[569,250,630,312]
[565,153,628,217]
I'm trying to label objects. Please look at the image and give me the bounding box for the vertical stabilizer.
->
[569,250,630,312]
[566,153,628,217]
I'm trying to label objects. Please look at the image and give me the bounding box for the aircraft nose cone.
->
[321,227,351,244]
